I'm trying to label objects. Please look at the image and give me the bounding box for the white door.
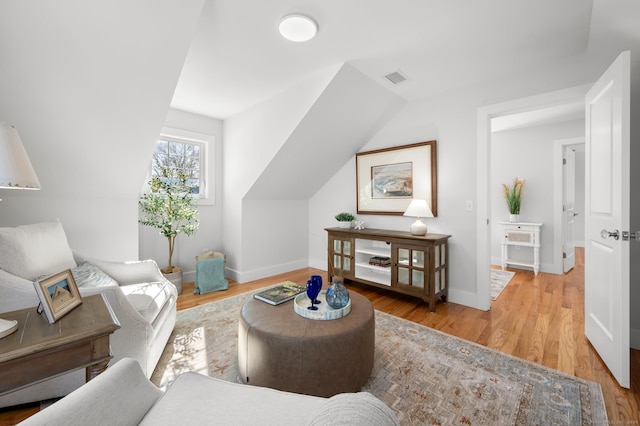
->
[584,51,630,388]
[563,147,576,273]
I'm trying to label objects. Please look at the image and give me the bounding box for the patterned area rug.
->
[491,269,515,300]
[151,291,607,425]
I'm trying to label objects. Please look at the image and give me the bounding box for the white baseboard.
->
[447,288,484,310]
[309,257,327,271]
[227,259,309,284]
[182,270,195,283]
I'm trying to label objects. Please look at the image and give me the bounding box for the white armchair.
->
[0,220,177,408]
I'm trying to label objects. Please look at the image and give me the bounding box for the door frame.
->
[476,84,591,310]
[554,137,584,274]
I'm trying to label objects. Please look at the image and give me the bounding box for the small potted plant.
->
[139,162,199,294]
[335,212,355,229]
[502,177,525,222]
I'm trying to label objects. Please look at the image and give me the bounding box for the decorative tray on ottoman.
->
[293,291,351,320]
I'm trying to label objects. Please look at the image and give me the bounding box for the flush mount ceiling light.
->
[279,14,318,42]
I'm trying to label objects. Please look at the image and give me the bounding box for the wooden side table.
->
[0,294,120,396]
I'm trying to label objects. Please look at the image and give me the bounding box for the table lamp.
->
[0,121,41,338]
[403,199,433,236]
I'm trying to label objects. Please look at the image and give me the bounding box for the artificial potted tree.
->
[502,177,525,222]
[139,163,199,294]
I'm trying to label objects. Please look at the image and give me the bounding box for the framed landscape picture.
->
[356,141,437,215]
[34,269,82,324]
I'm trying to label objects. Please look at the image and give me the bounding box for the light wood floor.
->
[2,248,639,424]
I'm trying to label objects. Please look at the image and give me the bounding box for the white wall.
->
[241,199,309,281]
[224,64,403,282]
[489,119,585,273]
[309,52,607,309]
[0,1,205,260]
[138,108,224,282]
[223,67,337,280]
[310,89,481,306]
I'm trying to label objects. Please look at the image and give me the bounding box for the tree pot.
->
[163,270,183,295]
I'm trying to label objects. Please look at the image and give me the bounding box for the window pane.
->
[169,142,183,155]
[185,144,199,157]
[150,138,205,198]
[155,140,169,154]
[188,159,200,174]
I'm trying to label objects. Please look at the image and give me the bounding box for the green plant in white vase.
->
[335,212,355,228]
[139,163,199,275]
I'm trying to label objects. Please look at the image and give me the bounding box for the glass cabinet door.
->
[395,246,427,289]
[330,237,353,278]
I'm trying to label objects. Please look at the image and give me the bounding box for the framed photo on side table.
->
[33,269,83,324]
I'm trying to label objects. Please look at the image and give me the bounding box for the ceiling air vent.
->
[384,70,409,85]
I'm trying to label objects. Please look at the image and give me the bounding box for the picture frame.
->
[356,141,437,215]
[33,269,82,324]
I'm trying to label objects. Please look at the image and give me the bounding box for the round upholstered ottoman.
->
[238,290,375,398]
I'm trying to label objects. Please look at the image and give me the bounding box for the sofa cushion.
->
[0,219,76,281]
[121,282,173,324]
[17,358,162,426]
[72,262,119,288]
[306,392,399,426]
[140,371,325,426]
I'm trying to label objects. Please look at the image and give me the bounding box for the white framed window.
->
[146,127,212,201]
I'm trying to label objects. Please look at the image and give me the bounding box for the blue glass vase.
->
[326,278,350,309]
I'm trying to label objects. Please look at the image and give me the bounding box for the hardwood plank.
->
[558,307,576,375]
[2,248,639,424]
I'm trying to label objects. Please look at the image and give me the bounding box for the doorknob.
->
[600,229,620,240]
[573,212,579,217]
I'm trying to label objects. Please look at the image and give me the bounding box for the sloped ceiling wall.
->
[245,64,406,200]
[223,63,404,281]
[0,1,205,259]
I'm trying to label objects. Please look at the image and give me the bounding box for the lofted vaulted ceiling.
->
[171,0,597,120]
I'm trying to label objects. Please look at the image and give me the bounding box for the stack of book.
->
[369,256,391,267]
[253,281,306,305]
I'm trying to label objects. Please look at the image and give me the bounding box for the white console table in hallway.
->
[500,221,542,275]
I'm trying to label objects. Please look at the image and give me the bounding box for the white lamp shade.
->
[403,199,433,236]
[403,199,433,218]
[0,121,40,190]
[278,14,318,42]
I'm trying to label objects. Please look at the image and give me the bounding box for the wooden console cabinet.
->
[326,227,451,312]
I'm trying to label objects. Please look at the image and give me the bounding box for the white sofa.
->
[19,358,399,426]
[0,220,177,408]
